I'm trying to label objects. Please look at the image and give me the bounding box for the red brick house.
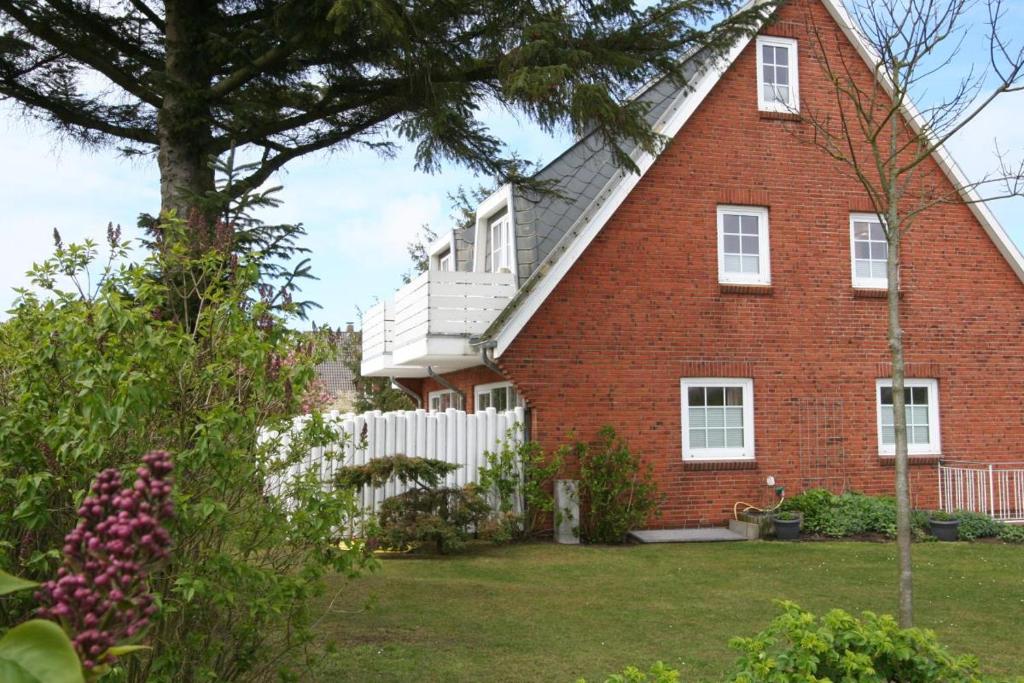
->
[360,0,1024,527]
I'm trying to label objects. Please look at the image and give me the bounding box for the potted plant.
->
[929,510,961,541]
[773,511,802,540]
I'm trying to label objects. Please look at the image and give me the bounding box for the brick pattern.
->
[487,0,1024,527]
[417,366,508,413]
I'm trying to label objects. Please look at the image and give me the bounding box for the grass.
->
[317,541,1024,682]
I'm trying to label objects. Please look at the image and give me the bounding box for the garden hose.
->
[733,495,785,520]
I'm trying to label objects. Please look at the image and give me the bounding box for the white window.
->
[717,206,770,285]
[875,379,941,456]
[437,249,453,272]
[488,211,514,273]
[475,381,522,412]
[850,213,889,289]
[757,36,799,113]
[680,379,755,461]
[428,389,463,412]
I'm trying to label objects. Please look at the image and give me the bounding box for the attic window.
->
[437,249,452,272]
[757,36,799,113]
[487,210,514,273]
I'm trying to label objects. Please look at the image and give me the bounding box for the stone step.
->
[627,527,747,543]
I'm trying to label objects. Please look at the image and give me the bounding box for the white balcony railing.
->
[361,270,517,376]
[938,461,1024,521]
[362,299,393,361]
[393,270,517,350]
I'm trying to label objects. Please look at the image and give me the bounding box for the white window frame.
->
[488,213,514,273]
[428,389,463,413]
[717,205,771,286]
[875,378,941,456]
[850,213,889,289]
[474,381,522,412]
[437,250,453,272]
[756,36,800,113]
[680,378,755,461]
[472,184,518,277]
[428,231,456,272]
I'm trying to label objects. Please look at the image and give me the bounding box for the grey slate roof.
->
[508,66,698,286]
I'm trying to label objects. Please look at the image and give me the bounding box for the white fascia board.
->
[491,36,753,357]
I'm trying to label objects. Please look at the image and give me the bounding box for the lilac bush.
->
[36,451,174,673]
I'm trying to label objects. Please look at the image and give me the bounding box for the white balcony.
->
[361,270,517,377]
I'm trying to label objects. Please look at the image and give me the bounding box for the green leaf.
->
[105,644,150,657]
[0,569,37,596]
[0,619,84,683]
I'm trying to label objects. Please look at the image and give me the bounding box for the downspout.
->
[390,377,421,409]
[427,366,465,407]
[477,339,502,376]
[477,340,531,442]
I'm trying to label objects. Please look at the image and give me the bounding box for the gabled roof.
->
[481,0,1024,358]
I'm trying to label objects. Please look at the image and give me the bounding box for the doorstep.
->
[627,527,747,543]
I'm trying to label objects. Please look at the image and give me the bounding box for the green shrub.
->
[480,427,562,542]
[336,455,490,553]
[0,212,369,681]
[998,524,1024,543]
[572,426,662,544]
[954,511,1003,540]
[784,490,897,537]
[576,661,680,683]
[376,485,491,554]
[729,601,984,682]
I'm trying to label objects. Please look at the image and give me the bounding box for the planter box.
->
[737,510,775,538]
[728,519,762,540]
[929,518,960,542]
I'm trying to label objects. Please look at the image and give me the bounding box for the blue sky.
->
[0,8,1022,331]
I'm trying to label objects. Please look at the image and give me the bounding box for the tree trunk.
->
[157,0,216,224]
[887,208,914,629]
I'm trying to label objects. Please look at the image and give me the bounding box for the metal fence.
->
[938,461,1024,522]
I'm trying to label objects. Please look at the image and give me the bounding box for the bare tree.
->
[796,0,1024,627]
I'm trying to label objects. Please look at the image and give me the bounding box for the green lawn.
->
[318,541,1024,682]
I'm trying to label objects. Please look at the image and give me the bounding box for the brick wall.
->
[411,366,508,413]
[489,0,1024,527]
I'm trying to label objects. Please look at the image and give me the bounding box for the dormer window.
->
[488,210,514,273]
[473,185,517,276]
[756,36,799,113]
[437,249,452,272]
[428,232,456,272]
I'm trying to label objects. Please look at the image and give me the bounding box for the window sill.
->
[720,283,773,295]
[852,287,902,299]
[759,110,802,122]
[683,459,758,471]
[878,454,942,465]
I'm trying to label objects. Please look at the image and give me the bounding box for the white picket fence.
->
[938,461,1024,522]
[265,407,525,516]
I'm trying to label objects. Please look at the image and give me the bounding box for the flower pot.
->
[773,517,801,541]
[930,518,960,542]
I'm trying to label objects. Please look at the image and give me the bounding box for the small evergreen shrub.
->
[729,601,984,683]
[573,427,662,544]
[336,455,490,553]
